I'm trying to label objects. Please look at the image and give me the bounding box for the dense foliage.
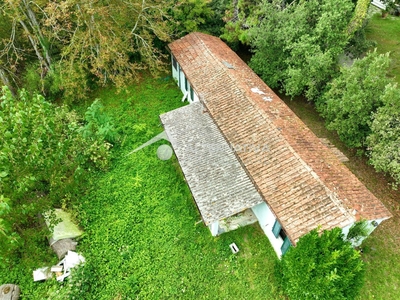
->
[0,87,112,265]
[277,228,365,300]
[367,83,400,187]
[346,220,371,246]
[221,0,262,47]
[382,0,400,13]
[317,50,393,148]
[171,0,214,35]
[200,0,231,36]
[249,0,354,100]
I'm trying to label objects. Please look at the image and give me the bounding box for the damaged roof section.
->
[160,102,264,225]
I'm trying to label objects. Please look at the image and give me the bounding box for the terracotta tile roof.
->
[160,102,264,225]
[168,32,392,244]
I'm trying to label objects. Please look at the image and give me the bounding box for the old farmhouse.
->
[160,32,392,257]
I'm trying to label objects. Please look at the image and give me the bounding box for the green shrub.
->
[249,0,354,100]
[277,228,365,300]
[79,99,119,144]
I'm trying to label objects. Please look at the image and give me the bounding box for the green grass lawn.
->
[70,78,281,299]
[283,96,400,300]
[366,13,400,83]
[0,76,281,299]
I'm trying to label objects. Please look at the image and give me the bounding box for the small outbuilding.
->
[161,32,392,257]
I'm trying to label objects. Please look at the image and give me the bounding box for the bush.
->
[277,228,365,300]
[346,220,371,246]
[80,99,119,144]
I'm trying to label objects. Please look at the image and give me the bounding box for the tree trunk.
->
[347,0,370,36]
[18,19,50,73]
[21,0,51,67]
[0,68,16,97]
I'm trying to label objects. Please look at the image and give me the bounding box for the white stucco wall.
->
[179,68,186,95]
[252,202,286,258]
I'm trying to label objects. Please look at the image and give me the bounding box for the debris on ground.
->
[229,243,239,254]
[55,251,85,282]
[44,209,83,259]
[32,251,85,282]
[51,238,78,260]
[33,267,52,282]
[44,209,83,243]
[33,210,85,283]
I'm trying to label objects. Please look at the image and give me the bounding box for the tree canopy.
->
[248,0,354,100]
[317,50,393,148]
[0,0,216,100]
[367,83,400,187]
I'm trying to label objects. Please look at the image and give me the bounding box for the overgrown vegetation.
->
[0,88,114,266]
[0,0,217,101]
[366,10,400,83]
[1,0,400,298]
[0,77,281,299]
[315,16,400,186]
[232,0,400,186]
[367,83,400,187]
[316,50,393,148]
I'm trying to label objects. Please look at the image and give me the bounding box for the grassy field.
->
[68,77,281,299]
[366,13,400,82]
[0,77,281,299]
[282,95,400,300]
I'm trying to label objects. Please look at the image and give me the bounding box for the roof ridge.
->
[194,38,356,228]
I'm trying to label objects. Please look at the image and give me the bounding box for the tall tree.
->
[367,83,400,187]
[0,12,23,94]
[249,0,354,100]
[221,0,262,46]
[1,0,211,100]
[43,0,176,99]
[317,50,393,148]
[347,0,370,36]
[1,0,52,74]
[171,0,214,35]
